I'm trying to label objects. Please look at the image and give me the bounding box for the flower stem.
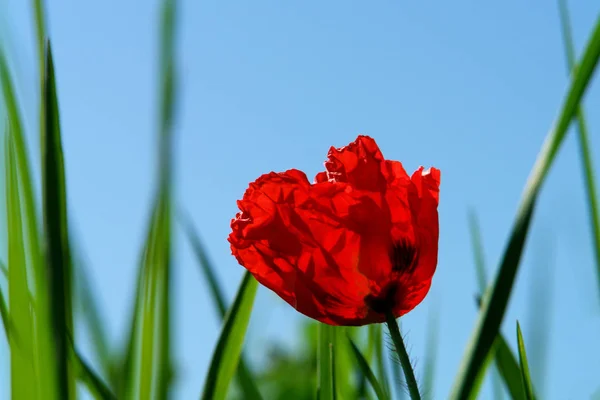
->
[384,310,421,400]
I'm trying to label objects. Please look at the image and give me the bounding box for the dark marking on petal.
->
[390,239,419,273]
[364,284,398,314]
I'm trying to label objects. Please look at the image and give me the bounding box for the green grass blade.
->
[73,254,112,378]
[317,323,336,400]
[449,18,600,399]
[558,0,600,306]
[422,305,439,399]
[371,325,392,399]
[125,0,177,398]
[493,334,525,400]
[200,271,259,400]
[0,279,9,340]
[72,345,117,400]
[4,131,37,399]
[41,40,75,400]
[347,335,389,400]
[179,213,263,399]
[468,210,488,291]
[516,323,536,400]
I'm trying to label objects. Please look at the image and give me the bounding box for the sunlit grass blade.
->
[422,305,439,399]
[347,335,389,400]
[4,131,36,399]
[449,18,600,399]
[371,324,392,398]
[2,48,58,399]
[516,323,536,400]
[42,40,75,399]
[558,0,600,306]
[317,323,336,400]
[333,327,353,398]
[201,271,259,400]
[179,212,263,399]
[385,312,421,400]
[73,252,112,378]
[124,0,177,398]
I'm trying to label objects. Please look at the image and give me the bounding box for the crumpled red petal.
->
[229,135,440,326]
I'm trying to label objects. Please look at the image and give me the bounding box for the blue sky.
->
[1,1,600,399]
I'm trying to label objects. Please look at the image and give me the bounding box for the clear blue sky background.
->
[1,1,600,399]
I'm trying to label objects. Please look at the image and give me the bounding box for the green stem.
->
[384,311,421,400]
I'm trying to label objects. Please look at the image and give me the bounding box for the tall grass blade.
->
[125,0,177,398]
[558,0,600,306]
[347,335,389,400]
[179,213,263,399]
[73,253,112,378]
[72,344,117,400]
[371,325,392,398]
[5,131,36,399]
[2,47,58,399]
[41,40,75,400]
[317,323,336,400]
[200,271,259,400]
[449,18,600,399]
[516,323,536,400]
[0,280,9,340]
[422,305,439,399]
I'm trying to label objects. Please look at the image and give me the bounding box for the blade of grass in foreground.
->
[516,323,535,400]
[317,323,336,400]
[201,272,259,400]
[469,212,522,399]
[347,335,389,400]
[558,0,600,306]
[125,0,177,398]
[2,48,58,399]
[5,131,36,399]
[449,18,600,399]
[422,304,439,399]
[179,212,263,399]
[42,41,76,400]
[371,325,392,398]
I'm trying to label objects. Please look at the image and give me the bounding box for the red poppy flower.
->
[228,135,440,326]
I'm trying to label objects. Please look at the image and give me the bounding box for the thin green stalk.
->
[558,0,600,306]
[384,311,421,400]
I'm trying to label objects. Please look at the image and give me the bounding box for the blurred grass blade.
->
[558,0,600,305]
[5,131,36,399]
[179,213,263,399]
[75,354,117,400]
[347,335,389,400]
[469,210,488,291]
[0,280,9,339]
[2,46,59,398]
[333,327,352,399]
[422,305,439,399]
[42,40,76,399]
[201,271,259,400]
[73,253,113,378]
[450,18,600,400]
[371,325,392,398]
[516,323,536,400]
[317,323,336,400]
[124,0,177,398]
